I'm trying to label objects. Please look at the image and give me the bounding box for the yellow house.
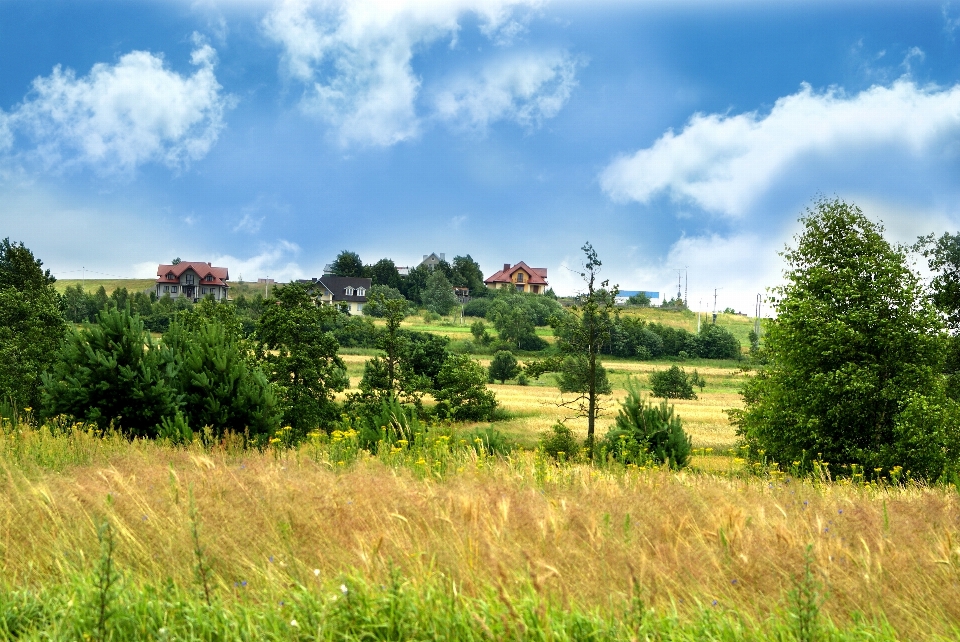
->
[483,262,549,294]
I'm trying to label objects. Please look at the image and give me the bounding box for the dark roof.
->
[156,262,229,287]
[316,275,371,302]
[484,261,548,286]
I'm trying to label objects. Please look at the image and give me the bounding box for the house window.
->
[532,285,539,294]
[516,272,525,283]
[201,287,206,295]
[163,285,169,293]
[185,274,194,285]
[345,286,354,296]
[171,286,178,293]
[516,284,524,292]
[356,287,365,297]
[206,275,214,282]
[166,272,174,280]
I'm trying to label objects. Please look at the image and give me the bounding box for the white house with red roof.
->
[483,262,548,294]
[156,262,229,302]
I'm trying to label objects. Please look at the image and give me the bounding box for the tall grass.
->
[1,420,959,639]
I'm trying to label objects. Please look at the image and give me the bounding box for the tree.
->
[41,307,180,437]
[649,365,697,399]
[369,258,401,289]
[470,320,492,345]
[362,285,406,317]
[731,198,958,479]
[0,239,66,412]
[331,251,365,278]
[550,243,618,455]
[434,354,498,421]
[603,379,691,469]
[452,255,485,294]
[488,350,519,383]
[421,270,457,315]
[626,292,650,306]
[398,264,430,303]
[164,317,279,440]
[256,283,348,435]
[695,324,741,359]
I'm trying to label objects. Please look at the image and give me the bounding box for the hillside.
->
[54,279,156,295]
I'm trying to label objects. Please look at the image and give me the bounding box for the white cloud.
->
[432,50,581,131]
[262,0,553,146]
[210,240,305,283]
[599,80,960,217]
[3,38,229,175]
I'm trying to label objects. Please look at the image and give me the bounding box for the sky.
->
[2,0,960,313]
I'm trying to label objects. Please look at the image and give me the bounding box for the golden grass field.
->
[2,425,960,639]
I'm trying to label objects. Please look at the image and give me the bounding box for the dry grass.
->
[1,432,959,638]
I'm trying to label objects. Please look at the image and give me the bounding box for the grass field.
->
[54,278,156,295]
[1,421,958,639]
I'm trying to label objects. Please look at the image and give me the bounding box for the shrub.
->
[41,307,180,438]
[463,298,492,318]
[434,355,498,422]
[488,350,519,384]
[649,365,697,400]
[695,324,741,359]
[602,379,691,469]
[362,285,406,318]
[539,422,580,461]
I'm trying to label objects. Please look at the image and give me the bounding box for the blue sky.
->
[2,0,960,312]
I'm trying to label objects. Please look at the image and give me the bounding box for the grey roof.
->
[316,275,371,302]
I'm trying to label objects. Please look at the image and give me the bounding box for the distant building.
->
[616,290,660,305]
[156,261,229,302]
[300,275,371,314]
[484,262,548,294]
[419,252,445,270]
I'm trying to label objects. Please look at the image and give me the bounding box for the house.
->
[156,262,229,302]
[419,252,445,270]
[301,275,371,314]
[484,262,548,294]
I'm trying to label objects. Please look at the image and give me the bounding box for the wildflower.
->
[712,599,718,606]
[340,583,349,595]
[290,619,299,628]
[314,569,321,576]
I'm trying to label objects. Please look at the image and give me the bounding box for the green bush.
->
[41,307,180,438]
[649,365,697,400]
[602,379,691,469]
[488,350,519,384]
[539,423,580,461]
[695,324,741,359]
[434,355,498,422]
[463,298,492,318]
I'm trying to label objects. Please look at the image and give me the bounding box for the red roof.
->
[156,262,230,287]
[484,261,548,286]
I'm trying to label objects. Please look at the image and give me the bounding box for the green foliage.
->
[362,284,406,317]
[163,319,279,441]
[470,320,491,345]
[331,250,365,277]
[731,198,958,479]
[696,324,741,359]
[421,270,458,315]
[463,298,492,317]
[602,379,691,469]
[649,365,697,400]
[434,354,498,422]
[398,264,431,303]
[369,258,401,289]
[255,283,348,435]
[539,422,580,461]
[918,231,960,331]
[41,307,180,437]
[557,354,612,397]
[488,350,519,384]
[0,240,66,412]
[626,292,650,306]
[451,255,485,294]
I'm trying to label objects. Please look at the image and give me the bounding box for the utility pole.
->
[676,269,683,302]
[697,298,702,332]
[754,293,762,337]
[712,288,722,324]
[684,267,688,307]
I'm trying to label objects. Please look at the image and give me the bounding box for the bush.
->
[488,350,519,384]
[463,298,492,318]
[696,324,741,359]
[539,422,580,461]
[362,285,406,318]
[434,354,498,422]
[649,365,697,400]
[41,307,180,438]
[602,379,691,469]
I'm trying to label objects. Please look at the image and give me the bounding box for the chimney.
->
[504,263,511,271]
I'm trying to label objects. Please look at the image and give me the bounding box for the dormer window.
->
[516,272,525,283]
[356,287,365,297]
[344,286,354,296]
[206,275,214,282]
[166,272,175,280]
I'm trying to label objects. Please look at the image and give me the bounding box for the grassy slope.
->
[54,278,156,295]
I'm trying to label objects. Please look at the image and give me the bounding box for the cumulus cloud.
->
[432,50,581,131]
[210,240,305,283]
[3,38,229,175]
[600,80,960,217]
[262,0,560,146]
